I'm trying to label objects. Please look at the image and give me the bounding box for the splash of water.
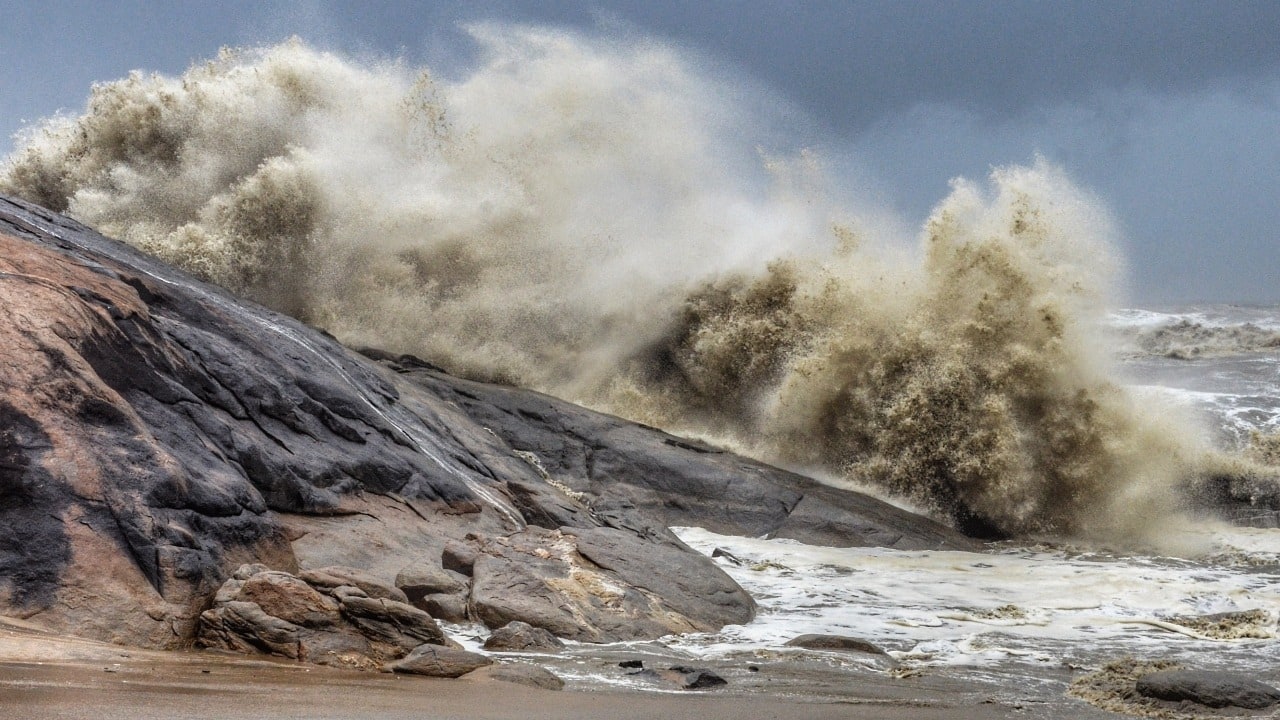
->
[0,31,1210,542]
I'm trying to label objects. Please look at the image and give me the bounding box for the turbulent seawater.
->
[3,29,1279,712]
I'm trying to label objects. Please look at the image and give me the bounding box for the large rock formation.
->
[0,193,975,659]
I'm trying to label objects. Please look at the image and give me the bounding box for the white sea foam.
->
[670,527,1280,672]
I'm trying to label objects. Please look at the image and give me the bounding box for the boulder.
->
[483,621,565,652]
[1136,670,1280,709]
[461,663,565,690]
[387,644,492,678]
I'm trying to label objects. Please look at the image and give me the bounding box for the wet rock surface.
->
[461,663,565,690]
[1136,670,1280,710]
[784,634,889,656]
[0,193,977,663]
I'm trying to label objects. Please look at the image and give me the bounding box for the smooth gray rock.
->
[299,567,408,604]
[483,621,565,652]
[1136,670,1280,709]
[387,644,492,678]
[422,593,469,623]
[570,526,755,628]
[383,359,979,552]
[461,663,564,690]
[395,562,466,601]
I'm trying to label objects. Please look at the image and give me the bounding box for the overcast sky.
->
[1,0,1276,304]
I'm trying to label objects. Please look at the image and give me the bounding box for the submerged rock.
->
[631,665,728,690]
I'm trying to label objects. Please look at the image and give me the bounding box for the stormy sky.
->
[1,1,1276,304]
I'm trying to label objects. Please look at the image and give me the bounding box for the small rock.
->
[711,548,743,565]
[632,666,727,690]
[784,634,888,656]
[442,541,478,575]
[422,593,469,623]
[618,659,644,669]
[395,563,466,601]
[387,644,492,678]
[461,663,564,690]
[1136,670,1280,710]
[483,621,565,652]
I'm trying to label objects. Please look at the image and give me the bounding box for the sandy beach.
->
[0,618,1113,720]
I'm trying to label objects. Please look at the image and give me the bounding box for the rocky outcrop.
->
[197,564,444,669]
[0,193,977,660]
[364,352,979,552]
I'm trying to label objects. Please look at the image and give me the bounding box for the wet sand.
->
[0,618,1119,720]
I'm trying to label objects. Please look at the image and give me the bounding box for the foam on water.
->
[671,526,1280,673]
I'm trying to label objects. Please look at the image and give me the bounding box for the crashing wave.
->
[1,33,1209,542]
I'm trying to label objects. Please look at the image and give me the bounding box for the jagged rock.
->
[483,621,565,652]
[197,564,443,668]
[783,634,889,656]
[461,663,564,690]
[387,644,492,678]
[1136,670,1280,709]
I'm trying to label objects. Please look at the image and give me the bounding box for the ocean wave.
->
[0,34,1209,543]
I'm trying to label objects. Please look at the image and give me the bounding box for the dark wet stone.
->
[1136,670,1280,709]
[784,634,888,656]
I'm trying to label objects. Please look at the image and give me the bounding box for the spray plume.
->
[1,30,1207,542]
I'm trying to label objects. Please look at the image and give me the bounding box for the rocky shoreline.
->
[4,194,1280,718]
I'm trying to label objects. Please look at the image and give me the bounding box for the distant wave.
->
[0,33,1212,543]
[1112,313,1280,359]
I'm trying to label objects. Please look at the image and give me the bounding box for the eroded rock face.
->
[198,564,444,669]
[0,194,977,661]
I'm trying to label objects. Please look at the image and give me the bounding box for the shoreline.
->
[0,617,1110,720]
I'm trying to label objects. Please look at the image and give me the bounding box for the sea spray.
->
[0,32,1210,542]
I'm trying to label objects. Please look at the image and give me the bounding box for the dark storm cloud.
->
[404,0,1280,134]
[0,1,1276,303]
